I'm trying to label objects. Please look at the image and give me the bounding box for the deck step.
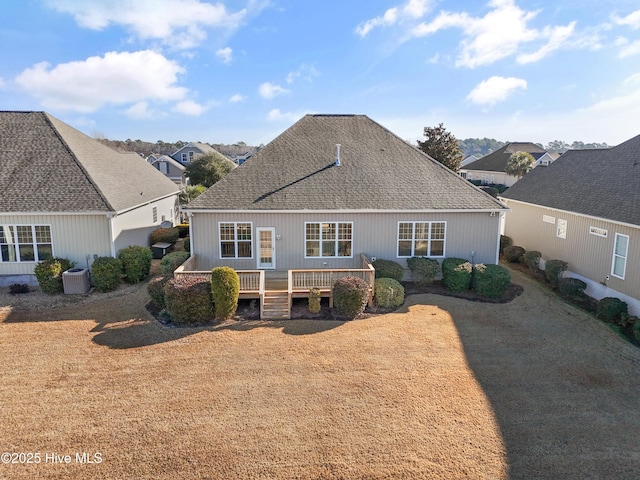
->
[261,291,291,320]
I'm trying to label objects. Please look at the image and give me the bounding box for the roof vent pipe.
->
[335,144,341,166]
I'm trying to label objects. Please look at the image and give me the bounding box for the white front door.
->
[257,227,275,269]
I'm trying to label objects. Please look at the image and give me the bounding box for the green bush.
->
[147,275,170,309]
[545,259,568,289]
[372,259,404,282]
[633,318,640,343]
[374,278,405,308]
[500,235,513,255]
[210,266,240,320]
[523,250,542,270]
[184,236,191,253]
[118,246,153,284]
[473,263,510,298]
[596,297,628,324]
[34,258,74,294]
[558,277,587,299]
[503,245,525,263]
[160,251,190,275]
[333,276,370,319]
[91,256,122,292]
[149,227,179,246]
[176,223,190,238]
[308,287,321,314]
[619,313,639,330]
[442,258,472,293]
[164,277,213,325]
[406,257,440,285]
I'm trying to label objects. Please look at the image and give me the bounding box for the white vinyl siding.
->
[305,222,353,258]
[612,233,629,279]
[397,221,446,258]
[0,225,53,263]
[219,222,253,259]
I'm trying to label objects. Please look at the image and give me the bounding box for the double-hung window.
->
[397,221,445,258]
[219,222,252,258]
[611,233,629,279]
[305,222,352,258]
[0,225,53,262]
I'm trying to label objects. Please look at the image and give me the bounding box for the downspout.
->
[495,212,505,264]
[107,213,117,258]
[187,211,194,256]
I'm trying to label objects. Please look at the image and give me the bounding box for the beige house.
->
[502,140,640,314]
[0,112,180,286]
[182,114,508,318]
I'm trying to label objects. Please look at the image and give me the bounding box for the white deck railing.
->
[174,256,264,294]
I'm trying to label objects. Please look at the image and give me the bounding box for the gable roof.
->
[171,142,216,157]
[464,142,547,172]
[149,154,186,172]
[0,111,179,213]
[187,114,506,211]
[502,137,640,226]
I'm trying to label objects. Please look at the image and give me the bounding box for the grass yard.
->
[0,268,639,479]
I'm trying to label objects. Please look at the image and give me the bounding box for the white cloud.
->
[172,100,208,116]
[125,101,156,119]
[285,64,319,84]
[356,0,432,37]
[229,93,246,103]
[267,109,312,122]
[612,10,640,29]
[409,0,575,68]
[15,50,187,112]
[0,77,5,88]
[216,47,233,64]
[45,0,248,49]
[615,37,640,58]
[467,76,527,106]
[258,82,290,99]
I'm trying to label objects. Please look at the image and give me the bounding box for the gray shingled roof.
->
[187,114,506,211]
[464,142,547,172]
[0,111,179,213]
[502,137,640,226]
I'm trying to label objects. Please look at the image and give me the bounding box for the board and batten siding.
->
[0,214,111,276]
[190,211,502,272]
[503,199,640,306]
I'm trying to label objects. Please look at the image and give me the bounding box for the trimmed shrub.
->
[184,236,191,253]
[176,223,190,238]
[164,277,213,325]
[147,275,170,309]
[91,256,122,292]
[160,251,190,275]
[308,287,321,314]
[34,258,74,294]
[210,266,240,320]
[442,258,472,293]
[333,276,370,319]
[374,278,405,308]
[633,318,640,343]
[500,235,513,255]
[523,250,542,270]
[149,227,179,246]
[619,313,639,329]
[473,263,510,298]
[503,245,525,263]
[545,259,568,289]
[9,283,30,295]
[372,259,404,282]
[558,277,587,299]
[406,257,440,285]
[596,297,628,324]
[118,246,153,284]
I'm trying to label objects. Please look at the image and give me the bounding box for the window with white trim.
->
[219,222,252,258]
[181,152,188,162]
[152,207,158,223]
[305,222,352,258]
[556,219,567,239]
[611,233,629,279]
[0,225,53,262]
[589,226,607,238]
[397,221,445,258]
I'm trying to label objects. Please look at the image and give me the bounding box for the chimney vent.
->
[335,144,341,166]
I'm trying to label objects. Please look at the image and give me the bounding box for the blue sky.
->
[2,0,640,147]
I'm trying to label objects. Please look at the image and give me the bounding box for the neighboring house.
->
[501,139,640,314]
[227,151,253,165]
[460,153,480,168]
[0,111,180,286]
[460,142,556,186]
[148,154,189,185]
[183,114,508,276]
[170,142,217,165]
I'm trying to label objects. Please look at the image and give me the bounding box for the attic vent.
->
[335,144,341,166]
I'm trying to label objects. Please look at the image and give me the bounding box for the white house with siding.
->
[502,139,640,314]
[183,114,508,278]
[0,111,180,286]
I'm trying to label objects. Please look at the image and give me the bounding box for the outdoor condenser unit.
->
[62,268,91,294]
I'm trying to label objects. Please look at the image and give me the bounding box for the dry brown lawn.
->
[0,268,639,479]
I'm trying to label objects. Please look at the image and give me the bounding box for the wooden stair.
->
[261,291,290,320]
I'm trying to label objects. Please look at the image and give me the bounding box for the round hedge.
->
[164,277,213,325]
[118,245,153,284]
[503,245,525,263]
[34,258,74,294]
[210,266,240,320]
[372,259,404,282]
[473,263,510,298]
[91,256,122,292]
[442,258,472,293]
[374,278,405,308]
[406,257,440,285]
[149,227,179,246]
[147,275,170,309]
[160,251,190,275]
[333,276,370,319]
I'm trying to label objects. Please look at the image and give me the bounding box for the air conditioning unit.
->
[62,268,91,294]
